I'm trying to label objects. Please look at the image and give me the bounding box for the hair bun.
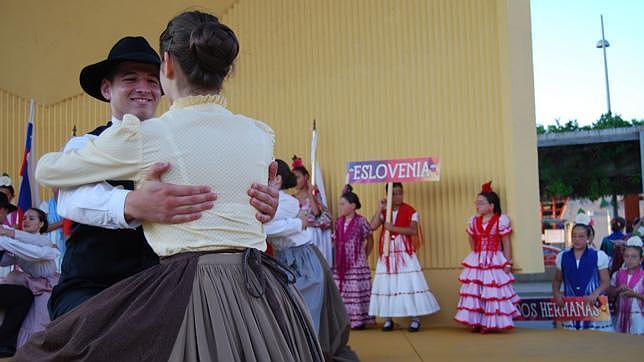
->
[160,11,239,92]
[189,21,238,75]
[341,185,361,209]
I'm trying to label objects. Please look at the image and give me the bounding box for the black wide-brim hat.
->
[80,36,161,102]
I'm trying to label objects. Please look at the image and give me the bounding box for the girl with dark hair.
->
[369,182,440,332]
[19,10,323,361]
[610,236,643,335]
[264,160,358,361]
[0,207,59,349]
[0,173,19,228]
[454,182,520,332]
[551,214,613,332]
[333,185,375,329]
[601,217,628,276]
[601,217,627,258]
[291,156,334,265]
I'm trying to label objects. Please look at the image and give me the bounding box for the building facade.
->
[0,0,542,324]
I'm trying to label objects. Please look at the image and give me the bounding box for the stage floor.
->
[349,325,642,361]
[2,325,639,361]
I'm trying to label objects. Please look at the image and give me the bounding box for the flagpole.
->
[28,98,40,207]
[311,119,317,188]
[28,98,35,122]
[383,182,394,257]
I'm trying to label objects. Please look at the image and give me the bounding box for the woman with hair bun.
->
[265,161,358,361]
[19,10,323,361]
[333,185,375,330]
[291,156,334,266]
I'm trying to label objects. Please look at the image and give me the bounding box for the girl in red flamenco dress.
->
[454,181,520,332]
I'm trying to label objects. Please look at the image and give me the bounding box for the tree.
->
[537,113,643,201]
[537,113,643,135]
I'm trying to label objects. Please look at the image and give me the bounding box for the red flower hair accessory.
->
[291,155,303,169]
[481,181,493,193]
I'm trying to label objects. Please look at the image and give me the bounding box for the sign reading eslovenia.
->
[346,157,440,184]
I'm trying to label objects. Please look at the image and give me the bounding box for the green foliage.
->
[537,113,643,200]
[537,113,643,134]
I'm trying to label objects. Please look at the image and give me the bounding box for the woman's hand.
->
[298,211,311,229]
[622,289,638,298]
[553,293,564,307]
[616,284,629,294]
[378,198,387,211]
[584,292,599,306]
[0,228,15,238]
[383,223,394,231]
[310,185,319,196]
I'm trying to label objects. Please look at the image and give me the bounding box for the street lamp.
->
[596,14,611,114]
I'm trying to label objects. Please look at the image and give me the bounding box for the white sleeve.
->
[57,184,138,229]
[0,236,60,262]
[264,218,303,238]
[62,135,95,153]
[12,230,52,247]
[556,251,564,270]
[411,212,419,222]
[36,115,142,188]
[265,192,304,238]
[597,250,609,270]
[55,134,138,229]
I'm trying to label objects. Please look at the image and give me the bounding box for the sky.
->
[531,0,644,126]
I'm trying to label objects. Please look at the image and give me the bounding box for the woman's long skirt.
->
[15,249,324,362]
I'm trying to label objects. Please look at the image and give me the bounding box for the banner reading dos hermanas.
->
[346,157,440,184]
[515,296,611,322]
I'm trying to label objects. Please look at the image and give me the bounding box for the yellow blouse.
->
[36,95,274,256]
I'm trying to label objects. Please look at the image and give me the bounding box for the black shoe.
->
[0,345,16,358]
[408,319,421,332]
[382,319,394,331]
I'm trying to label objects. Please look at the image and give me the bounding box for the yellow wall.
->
[0,0,236,104]
[0,0,543,325]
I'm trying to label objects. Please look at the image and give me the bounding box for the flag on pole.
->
[310,120,328,208]
[17,98,40,227]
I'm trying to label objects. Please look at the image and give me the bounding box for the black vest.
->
[49,122,159,305]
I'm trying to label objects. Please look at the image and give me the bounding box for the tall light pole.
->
[596,14,611,114]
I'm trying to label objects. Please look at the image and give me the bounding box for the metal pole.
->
[612,193,619,218]
[639,130,644,195]
[600,15,611,114]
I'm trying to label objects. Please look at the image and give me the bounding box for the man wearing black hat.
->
[49,36,279,320]
[0,193,34,358]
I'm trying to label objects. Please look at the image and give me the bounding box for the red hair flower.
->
[291,155,303,169]
[481,181,493,193]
